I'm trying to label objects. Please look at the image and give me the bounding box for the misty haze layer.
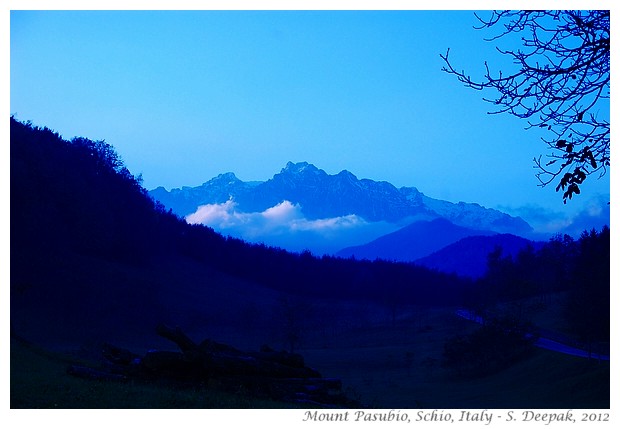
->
[186,199,399,255]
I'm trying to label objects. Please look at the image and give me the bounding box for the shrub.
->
[443,317,537,378]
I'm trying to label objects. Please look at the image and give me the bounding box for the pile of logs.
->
[67,324,358,407]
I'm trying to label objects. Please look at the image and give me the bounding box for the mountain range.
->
[150,161,532,250]
[150,162,532,233]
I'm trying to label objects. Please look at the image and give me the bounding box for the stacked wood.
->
[67,364,128,382]
[66,325,358,407]
[153,324,321,379]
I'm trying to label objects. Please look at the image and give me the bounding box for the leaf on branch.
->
[573,168,587,184]
[556,172,572,191]
[588,153,597,168]
[563,183,581,201]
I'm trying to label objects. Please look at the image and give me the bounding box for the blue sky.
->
[9,9,611,233]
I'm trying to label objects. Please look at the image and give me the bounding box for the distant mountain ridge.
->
[149,161,533,235]
[336,218,497,262]
[415,234,541,278]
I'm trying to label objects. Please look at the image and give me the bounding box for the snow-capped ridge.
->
[149,161,533,235]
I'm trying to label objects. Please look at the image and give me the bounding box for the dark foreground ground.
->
[11,302,609,409]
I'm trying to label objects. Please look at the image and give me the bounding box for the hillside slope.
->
[10,118,283,347]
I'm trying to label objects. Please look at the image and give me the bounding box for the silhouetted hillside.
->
[11,118,200,343]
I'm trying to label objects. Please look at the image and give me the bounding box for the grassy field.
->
[301,305,610,409]
[304,341,609,409]
[10,337,296,409]
[11,299,609,409]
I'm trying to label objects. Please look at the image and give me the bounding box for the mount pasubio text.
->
[303,409,586,424]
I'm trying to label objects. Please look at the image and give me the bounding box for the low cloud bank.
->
[502,194,610,238]
[186,199,398,255]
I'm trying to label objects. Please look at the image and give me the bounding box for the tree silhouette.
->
[441,11,610,203]
[564,226,610,355]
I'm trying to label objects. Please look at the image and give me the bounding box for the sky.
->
[8,7,612,234]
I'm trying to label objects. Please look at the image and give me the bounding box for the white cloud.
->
[262,200,300,223]
[185,199,397,255]
[185,199,243,228]
[291,214,362,232]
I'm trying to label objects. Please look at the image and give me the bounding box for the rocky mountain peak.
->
[209,172,239,185]
[281,161,321,175]
[336,169,358,181]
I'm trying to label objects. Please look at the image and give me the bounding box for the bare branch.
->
[441,10,610,203]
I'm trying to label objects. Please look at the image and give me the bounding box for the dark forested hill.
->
[10,118,470,346]
[415,234,541,278]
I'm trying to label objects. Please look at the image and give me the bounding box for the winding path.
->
[455,309,609,361]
